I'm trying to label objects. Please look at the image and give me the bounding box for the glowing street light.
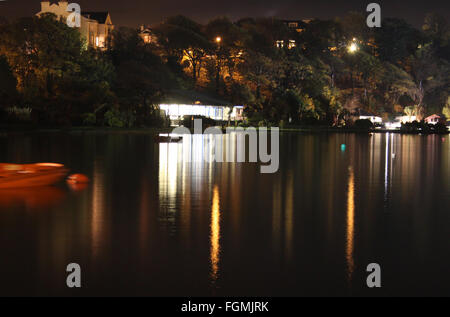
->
[214,36,222,92]
[348,42,358,53]
[347,38,359,94]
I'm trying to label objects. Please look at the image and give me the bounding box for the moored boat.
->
[0,163,69,189]
[154,134,183,143]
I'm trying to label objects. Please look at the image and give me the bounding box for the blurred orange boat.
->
[0,163,69,189]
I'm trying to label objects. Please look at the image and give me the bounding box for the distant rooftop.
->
[81,12,109,24]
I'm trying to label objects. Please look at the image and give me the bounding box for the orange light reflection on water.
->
[346,166,355,283]
[210,185,221,284]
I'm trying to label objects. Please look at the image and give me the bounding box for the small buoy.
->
[341,144,346,151]
[67,174,89,185]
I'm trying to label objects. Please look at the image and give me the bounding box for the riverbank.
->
[276,126,450,134]
[0,125,173,136]
[0,124,448,135]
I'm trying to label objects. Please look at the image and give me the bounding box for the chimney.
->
[41,1,69,10]
[59,1,69,11]
[41,1,50,11]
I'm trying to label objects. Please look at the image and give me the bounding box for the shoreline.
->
[0,125,448,135]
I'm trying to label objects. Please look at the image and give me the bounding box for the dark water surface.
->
[0,132,449,296]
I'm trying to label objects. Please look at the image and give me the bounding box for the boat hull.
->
[0,163,69,189]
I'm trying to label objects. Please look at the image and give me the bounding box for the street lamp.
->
[215,36,222,93]
[347,38,359,95]
[348,42,358,53]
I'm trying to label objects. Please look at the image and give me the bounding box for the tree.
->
[205,17,246,93]
[0,55,17,108]
[423,13,449,47]
[442,97,450,120]
[404,105,421,118]
[109,27,173,127]
[374,18,421,64]
[407,43,450,115]
[338,12,372,44]
[0,14,115,125]
[352,51,382,107]
[153,16,211,85]
[379,62,417,112]
[299,19,343,58]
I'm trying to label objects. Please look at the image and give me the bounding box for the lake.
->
[0,131,449,296]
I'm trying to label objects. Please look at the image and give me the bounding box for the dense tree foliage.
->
[152,12,449,126]
[0,14,116,125]
[0,12,448,127]
[0,55,17,109]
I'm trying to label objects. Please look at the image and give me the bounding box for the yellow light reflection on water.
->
[91,161,105,258]
[285,173,293,261]
[210,185,221,283]
[159,143,179,201]
[346,166,355,282]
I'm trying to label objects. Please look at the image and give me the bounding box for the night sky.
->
[0,0,449,28]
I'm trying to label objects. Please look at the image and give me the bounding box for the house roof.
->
[161,90,233,106]
[81,12,109,24]
[425,114,441,119]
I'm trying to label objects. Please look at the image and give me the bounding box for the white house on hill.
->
[36,1,114,49]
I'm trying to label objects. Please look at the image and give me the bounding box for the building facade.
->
[275,19,312,49]
[139,25,154,44]
[159,104,244,124]
[424,114,444,125]
[359,115,382,124]
[36,1,114,49]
